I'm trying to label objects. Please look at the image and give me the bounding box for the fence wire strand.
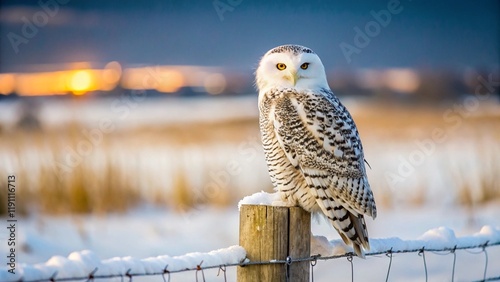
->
[216,265,227,282]
[310,255,318,282]
[385,248,393,282]
[12,241,500,282]
[347,254,354,282]
[483,243,489,281]
[418,248,428,282]
[451,246,457,282]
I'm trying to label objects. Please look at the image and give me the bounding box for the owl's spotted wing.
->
[266,88,377,256]
[271,88,377,218]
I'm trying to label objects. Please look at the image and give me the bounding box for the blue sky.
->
[1,0,498,72]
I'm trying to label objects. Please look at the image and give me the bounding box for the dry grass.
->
[454,144,500,207]
[0,100,499,215]
[361,104,499,209]
[0,119,265,215]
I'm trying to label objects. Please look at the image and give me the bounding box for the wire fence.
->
[8,240,500,282]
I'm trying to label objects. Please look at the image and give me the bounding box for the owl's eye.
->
[276,63,287,70]
[300,63,310,70]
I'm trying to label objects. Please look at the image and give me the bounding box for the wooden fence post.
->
[238,205,311,282]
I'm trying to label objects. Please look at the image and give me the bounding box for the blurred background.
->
[1,0,498,212]
[0,0,499,277]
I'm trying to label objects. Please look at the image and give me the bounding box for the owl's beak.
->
[287,70,299,86]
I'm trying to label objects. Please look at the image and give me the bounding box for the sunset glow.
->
[70,70,93,95]
[0,62,125,96]
[0,73,15,95]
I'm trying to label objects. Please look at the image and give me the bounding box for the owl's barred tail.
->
[314,197,371,257]
[328,211,370,258]
[348,213,370,258]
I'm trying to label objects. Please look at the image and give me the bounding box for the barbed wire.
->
[11,240,500,282]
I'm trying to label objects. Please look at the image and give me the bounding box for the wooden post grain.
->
[238,205,310,282]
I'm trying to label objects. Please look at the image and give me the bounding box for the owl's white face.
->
[256,45,329,94]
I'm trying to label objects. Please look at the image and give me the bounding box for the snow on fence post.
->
[238,205,311,282]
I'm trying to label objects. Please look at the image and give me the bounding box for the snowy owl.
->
[256,44,377,257]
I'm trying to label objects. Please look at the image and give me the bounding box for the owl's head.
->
[255,45,329,93]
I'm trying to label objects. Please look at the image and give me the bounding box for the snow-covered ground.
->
[1,204,499,281]
[0,96,260,130]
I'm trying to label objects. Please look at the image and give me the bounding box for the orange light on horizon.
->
[101,61,122,91]
[1,61,124,96]
[121,67,186,93]
[0,73,15,95]
[384,68,420,94]
[16,72,67,96]
[69,70,93,95]
[13,69,101,96]
[0,63,232,96]
[156,70,184,93]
